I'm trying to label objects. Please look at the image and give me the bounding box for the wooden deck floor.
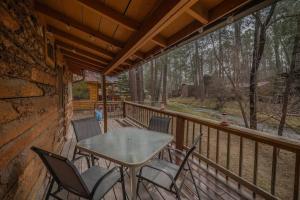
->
[42,113,250,200]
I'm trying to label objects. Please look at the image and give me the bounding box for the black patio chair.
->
[136,135,202,200]
[148,116,173,162]
[71,117,102,167]
[31,146,126,200]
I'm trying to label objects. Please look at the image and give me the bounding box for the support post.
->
[102,75,108,133]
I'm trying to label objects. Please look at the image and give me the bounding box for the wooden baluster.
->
[185,121,189,146]
[294,152,300,200]
[175,116,185,151]
[123,101,126,118]
[226,133,231,181]
[199,124,202,163]
[270,146,278,195]
[207,127,211,169]
[171,116,174,135]
[216,129,220,174]
[253,141,258,198]
[192,122,195,144]
[238,136,244,189]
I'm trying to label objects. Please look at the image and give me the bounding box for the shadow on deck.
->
[43,112,250,200]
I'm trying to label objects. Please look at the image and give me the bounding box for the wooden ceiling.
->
[35,0,269,76]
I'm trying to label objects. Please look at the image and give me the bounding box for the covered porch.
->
[1,0,300,200]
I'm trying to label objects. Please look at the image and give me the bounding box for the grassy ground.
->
[167,97,300,134]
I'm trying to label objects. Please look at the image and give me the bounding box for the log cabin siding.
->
[0,0,72,199]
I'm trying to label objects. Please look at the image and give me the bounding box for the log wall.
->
[0,0,72,199]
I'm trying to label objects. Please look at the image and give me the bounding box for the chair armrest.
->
[90,166,120,197]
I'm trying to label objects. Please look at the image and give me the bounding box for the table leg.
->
[129,167,137,200]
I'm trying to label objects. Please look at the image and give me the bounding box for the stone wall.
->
[0,0,72,199]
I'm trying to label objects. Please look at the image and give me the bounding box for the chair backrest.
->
[174,134,201,181]
[72,117,101,141]
[31,146,90,198]
[148,116,171,133]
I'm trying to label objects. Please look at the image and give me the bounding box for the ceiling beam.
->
[60,49,107,67]
[186,2,209,24]
[35,2,124,49]
[47,25,115,58]
[104,0,198,75]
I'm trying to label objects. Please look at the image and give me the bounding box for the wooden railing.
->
[123,101,300,200]
[73,100,123,118]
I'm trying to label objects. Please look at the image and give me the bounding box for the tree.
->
[162,54,168,104]
[249,4,276,129]
[277,15,300,136]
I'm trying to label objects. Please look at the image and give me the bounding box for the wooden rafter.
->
[152,35,168,48]
[47,25,115,58]
[55,40,134,66]
[66,61,102,73]
[186,2,209,24]
[64,55,104,69]
[209,0,250,22]
[77,0,171,50]
[104,0,198,74]
[56,40,110,64]
[35,2,124,49]
[64,57,103,72]
[60,49,107,67]
[167,20,202,46]
[77,0,139,31]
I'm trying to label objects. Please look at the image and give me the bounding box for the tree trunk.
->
[162,55,168,104]
[150,60,155,105]
[136,66,144,102]
[277,16,300,136]
[249,4,276,129]
[128,69,137,102]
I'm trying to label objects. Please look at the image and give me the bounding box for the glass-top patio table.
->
[76,127,173,200]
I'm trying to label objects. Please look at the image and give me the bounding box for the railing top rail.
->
[124,101,300,152]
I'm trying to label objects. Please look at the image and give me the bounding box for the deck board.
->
[42,115,252,200]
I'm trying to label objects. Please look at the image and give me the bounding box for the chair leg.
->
[72,147,77,161]
[187,161,201,200]
[167,148,173,163]
[120,167,127,200]
[173,184,181,200]
[85,156,91,168]
[45,178,55,200]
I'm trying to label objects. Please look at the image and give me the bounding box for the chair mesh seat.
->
[81,166,120,200]
[139,159,179,189]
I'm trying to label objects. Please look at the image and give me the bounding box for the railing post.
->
[175,115,185,151]
[102,75,107,133]
[123,101,126,118]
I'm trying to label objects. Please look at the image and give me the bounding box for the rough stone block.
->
[0,6,20,31]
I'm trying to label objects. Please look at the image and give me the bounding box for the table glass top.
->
[77,127,173,166]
